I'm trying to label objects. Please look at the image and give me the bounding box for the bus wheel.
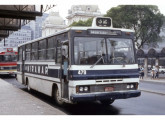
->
[54,87,64,106]
[100,99,115,105]
[27,80,31,92]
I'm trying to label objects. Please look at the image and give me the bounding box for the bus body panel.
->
[16,17,141,104]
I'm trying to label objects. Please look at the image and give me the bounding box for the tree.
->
[69,18,93,27]
[105,5,164,49]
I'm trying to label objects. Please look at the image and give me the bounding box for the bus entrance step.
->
[61,98,69,103]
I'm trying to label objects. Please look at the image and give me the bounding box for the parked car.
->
[159,66,165,74]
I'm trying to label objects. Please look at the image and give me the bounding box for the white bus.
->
[17,17,141,105]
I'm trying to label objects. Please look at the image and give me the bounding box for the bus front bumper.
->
[0,70,17,75]
[70,90,141,102]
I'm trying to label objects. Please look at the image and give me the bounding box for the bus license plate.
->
[105,87,114,92]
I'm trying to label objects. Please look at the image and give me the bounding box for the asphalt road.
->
[1,75,165,115]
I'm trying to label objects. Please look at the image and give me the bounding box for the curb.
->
[141,89,165,96]
[140,80,165,84]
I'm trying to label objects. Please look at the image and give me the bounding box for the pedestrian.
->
[139,66,144,80]
[151,69,155,79]
[155,66,159,79]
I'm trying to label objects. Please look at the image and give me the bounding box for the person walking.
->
[155,66,159,79]
[151,69,155,79]
[139,66,144,80]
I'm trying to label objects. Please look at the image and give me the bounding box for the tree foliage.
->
[69,18,93,27]
[105,5,164,49]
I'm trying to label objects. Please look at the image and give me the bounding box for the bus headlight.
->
[79,87,84,92]
[84,86,89,92]
[131,84,134,88]
[126,85,130,89]
[76,86,90,93]
[127,83,136,89]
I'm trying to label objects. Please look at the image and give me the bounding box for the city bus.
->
[0,48,17,76]
[17,17,141,105]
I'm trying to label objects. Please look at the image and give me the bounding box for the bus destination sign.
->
[88,29,122,36]
[96,17,111,27]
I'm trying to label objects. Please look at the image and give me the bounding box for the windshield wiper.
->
[109,57,124,65]
[90,55,105,68]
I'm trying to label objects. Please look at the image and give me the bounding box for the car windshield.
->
[74,37,135,65]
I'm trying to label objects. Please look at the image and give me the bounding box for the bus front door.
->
[22,46,26,84]
[61,42,69,99]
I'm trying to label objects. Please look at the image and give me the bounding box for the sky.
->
[1,0,165,20]
[46,0,165,20]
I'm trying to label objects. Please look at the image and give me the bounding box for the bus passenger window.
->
[25,44,31,61]
[47,37,56,60]
[31,42,38,60]
[18,47,22,61]
[38,39,46,60]
[56,40,61,64]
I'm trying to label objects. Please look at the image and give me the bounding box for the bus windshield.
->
[74,37,135,65]
[0,55,17,62]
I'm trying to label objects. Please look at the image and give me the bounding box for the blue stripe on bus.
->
[17,64,139,80]
[68,69,139,80]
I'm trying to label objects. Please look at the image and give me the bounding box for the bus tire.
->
[100,99,115,105]
[53,86,64,106]
[26,79,31,92]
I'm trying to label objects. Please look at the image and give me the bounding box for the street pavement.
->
[0,78,66,115]
[0,75,165,115]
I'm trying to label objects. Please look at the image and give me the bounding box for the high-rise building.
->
[29,13,49,39]
[0,13,49,49]
[0,25,32,48]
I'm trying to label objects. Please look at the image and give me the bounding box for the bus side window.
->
[31,42,38,60]
[25,44,31,61]
[38,39,47,60]
[0,55,2,62]
[18,47,22,61]
[56,40,61,64]
[47,37,56,60]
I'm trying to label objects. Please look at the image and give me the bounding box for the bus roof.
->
[18,26,134,47]
[70,26,134,32]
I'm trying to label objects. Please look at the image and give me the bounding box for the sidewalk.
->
[140,76,165,95]
[140,76,165,84]
[0,78,66,115]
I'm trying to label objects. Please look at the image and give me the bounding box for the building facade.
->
[29,13,49,39]
[0,13,49,49]
[0,25,32,48]
[42,11,67,37]
[66,5,103,26]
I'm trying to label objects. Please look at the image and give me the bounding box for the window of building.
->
[87,7,90,11]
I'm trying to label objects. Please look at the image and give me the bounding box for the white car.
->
[159,67,165,74]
